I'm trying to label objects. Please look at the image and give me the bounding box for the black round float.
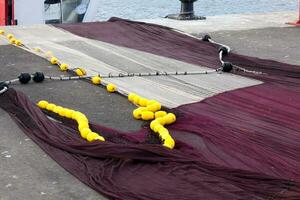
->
[18,73,31,84]
[202,34,211,42]
[33,72,45,83]
[219,46,229,56]
[222,62,233,72]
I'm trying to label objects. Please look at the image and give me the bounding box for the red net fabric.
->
[0,18,300,199]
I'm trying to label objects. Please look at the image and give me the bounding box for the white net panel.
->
[1,25,262,108]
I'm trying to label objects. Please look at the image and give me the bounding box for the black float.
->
[18,73,31,84]
[33,72,45,83]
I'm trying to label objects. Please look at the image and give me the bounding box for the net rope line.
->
[0,85,8,95]
[173,29,265,75]
[22,42,224,77]
[0,32,226,99]
[0,28,229,78]
[0,29,264,99]
[172,29,232,53]
[1,27,265,77]
[0,32,179,148]
[3,70,220,85]
[0,27,265,149]
[79,37,215,76]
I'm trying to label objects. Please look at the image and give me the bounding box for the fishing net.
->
[0,18,300,199]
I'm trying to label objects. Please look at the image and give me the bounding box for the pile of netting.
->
[0,18,300,200]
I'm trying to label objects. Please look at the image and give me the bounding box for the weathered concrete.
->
[0,45,142,131]
[142,11,298,33]
[0,109,105,200]
[1,25,262,108]
[0,11,300,200]
[208,27,300,66]
[0,45,143,200]
[144,11,300,66]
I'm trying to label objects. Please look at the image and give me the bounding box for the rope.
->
[172,30,266,75]
[91,69,220,78]
[219,51,224,65]
[0,30,264,99]
[209,38,231,53]
[0,86,8,95]
[172,29,231,52]
[233,65,265,75]
[2,69,221,86]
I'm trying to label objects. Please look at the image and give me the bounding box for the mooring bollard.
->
[166,0,206,20]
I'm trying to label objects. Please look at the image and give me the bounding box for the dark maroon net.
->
[0,18,300,199]
[1,89,300,200]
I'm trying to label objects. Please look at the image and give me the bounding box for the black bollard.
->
[166,0,206,20]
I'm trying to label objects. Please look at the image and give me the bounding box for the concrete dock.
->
[143,11,300,66]
[0,11,299,200]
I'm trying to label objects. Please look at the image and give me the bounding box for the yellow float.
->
[75,68,86,76]
[37,100,105,142]
[15,40,22,46]
[106,83,116,93]
[50,57,58,65]
[59,63,69,71]
[92,76,101,85]
[6,34,14,40]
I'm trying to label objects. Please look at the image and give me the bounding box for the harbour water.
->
[93,0,298,21]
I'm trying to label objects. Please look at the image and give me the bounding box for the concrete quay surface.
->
[144,11,300,66]
[0,11,300,200]
[143,11,298,33]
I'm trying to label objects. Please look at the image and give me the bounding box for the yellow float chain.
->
[37,100,105,142]
[0,29,176,149]
[128,93,176,149]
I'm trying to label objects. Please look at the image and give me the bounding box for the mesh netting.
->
[1,18,300,199]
